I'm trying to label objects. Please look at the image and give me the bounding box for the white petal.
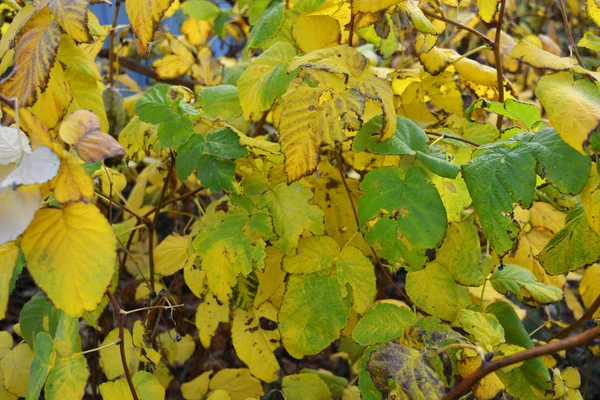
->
[0,185,42,245]
[0,126,31,166]
[0,146,60,189]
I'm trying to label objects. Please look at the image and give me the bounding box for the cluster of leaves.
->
[1,0,600,399]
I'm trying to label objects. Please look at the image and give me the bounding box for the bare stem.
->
[77,339,121,356]
[557,0,587,70]
[108,0,121,86]
[551,292,600,340]
[121,304,185,316]
[493,0,507,129]
[106,291,139,400]
[424,130,480,147]
[422,9,494,47]
[443,325,600,399]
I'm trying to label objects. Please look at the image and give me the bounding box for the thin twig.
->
[493,0,507,129]
[106,291,139,400]
[0,93,16,109]
[108,0,122,86]
[148,153,175,291]
[77,339,121,356]
[551,292,600,340]
[121,304,185,316]
[143,187,204,218]
[425,130,481,147]
[557,0,586,70]
[98,50,200,90]
[422,9,495,47]
[95,192,151,225]
[334,147,413,304]
[442,325,600,399]
[252,110,269,137]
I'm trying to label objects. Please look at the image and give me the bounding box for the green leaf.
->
[247,0,285,49]
[462,144,536,255]
[416,149,461,179]
[358,166,447,269]
[353,115,427,155]
[45,355,89,400]
[9,248,25,293]
[205,128,249,159]
[282,235,339,274]
[366,342,445,399]
[539,204,600,274]
[20,292,61,348]
[292,0,326,12]
[405,262,471,321]
[53,312,82,357]
[238,42,297,120]
[456,309,504,350]
[176,134,207,182]
[578,32,600,51]
[197,155,236,192]
[435,221,488,286]
[135,85,194,147]
[81,161,102,176]
[181,0,220,20]
[282,373,332,400]
[198,85,243,120]
[487,302,552,396]
[514,127,591,194]
[279,272,351,358]
[352,302,416,346]
[489,264,563,305]
[26,333,55,400]
[466,98,542,130]
[299,369,347,398]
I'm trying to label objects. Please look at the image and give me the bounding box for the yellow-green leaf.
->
[282,373,332,400]
[182,370,212,400]
[0,242,19,320]
[579,264,600,318]
[478,0,500,23]
[283,235,339,274]
[457,309,505,350]
[45,355,89,400]
[99,328,138,380]
[535,71,600,154]
[0,342,34,397]
[580,165,600,235]
[511,40,578,70]
[208,368,264,400]
[21,203,116,317]
[335,246,376,314]
[405,262,471,321]
[154,234,191,276]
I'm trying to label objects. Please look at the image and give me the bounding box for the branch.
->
[98,49,200,90]
[442,325,600,399]
[424,130,481,147]
[557,0,587,70]
[551,292,600,340]
[422,9,495,47]
[148,152,175,291]
[108,0,121,86]
[493,0,507,129]
[106,291,139,400]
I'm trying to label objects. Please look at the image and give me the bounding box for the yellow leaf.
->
[0,4,35,59]
[208,368,264,400]
[99,379,132,399]
[182,18,212,46]
[184,258,207,298]
[511,40,578,70]
[0,242,19,320]
[587,0,600,27]
[282,373,331,400]
[0,342,34,397]
[452,53,499,88]
[0,368,17,400]
[31,62,72,130]
[182,370,213,400]
[154,234,191,276]
[580,165,600,235]
[458,354,505,398]
[0,331,12,359]
[0,8,61,106]
[535,72,600,154]
[94,167,127,197]
[21,203,116,317]
[59,110,125,163]
[418,46,450,75]
[48,0,92,43]
[127,0,175,53]
[207,390,232,400]
[478,0,500,23]
[254,246,286,308]
[52,152,95,204]
[354,0,398,13]
[159,330,196,366]
[118,116,161,161]
[191,47,222,86]
[153,34,196,79]
[57,35,109,132]
[196,293,229,348]
[232,303,281,382]
[580,264,600,318]
[99,328,138,380]
[292,15,340,53]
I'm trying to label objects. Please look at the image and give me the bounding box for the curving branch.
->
[422,9,495,47]
[492,0,507,129]
[551,292,600,340]
[442,325,600,399]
